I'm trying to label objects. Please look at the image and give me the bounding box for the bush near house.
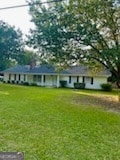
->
[31,82,37,86]
[74,82,85,89]
[23,82,29,86]
[60,80,67,88]
[100,83,112,91]
[7,80,11,83]
[11,80,15,84]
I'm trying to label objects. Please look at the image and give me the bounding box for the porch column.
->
[41,75,44,86]
[57,74,60,88]
[25,75,27,82]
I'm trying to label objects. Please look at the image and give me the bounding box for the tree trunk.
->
[116,81,120,89]
[118,89,120,103]
[116,82,120,102]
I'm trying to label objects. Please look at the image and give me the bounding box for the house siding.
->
[27,75,34,83]
[86,77,107,89]
[2,65,110,89]
[4,73,9,82]
[45,75,53,86]
[20,74,25,82]
[60,76,80,88]
[59,75,108,89]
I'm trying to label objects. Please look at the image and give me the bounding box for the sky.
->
[0,0,34,35]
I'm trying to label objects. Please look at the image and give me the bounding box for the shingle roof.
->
[2,65,30,73]
[65,66,110,76]
[2,64,111,76]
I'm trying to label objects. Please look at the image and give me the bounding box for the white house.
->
[2,64,111,89]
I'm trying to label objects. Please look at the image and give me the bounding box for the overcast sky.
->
[0,0,34,35]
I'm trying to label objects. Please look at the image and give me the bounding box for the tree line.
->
[0,20,38,71]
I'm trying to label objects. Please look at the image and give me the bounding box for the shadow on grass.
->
[72,91,120,112]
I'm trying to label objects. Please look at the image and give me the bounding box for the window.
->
[43,75,46,83]
[82,76,85,83]
[85,77,94,84]
[18,74,20,81]
[33,75,41,82]
[77,76,79,83]
[9,74,11,81]
[33,75,37,82]
[38,75,41,82]
[69,76,71,83]
[91,77,94,85]
[14,74,16,81]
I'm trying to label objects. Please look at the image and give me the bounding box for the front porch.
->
[27,74,60,88]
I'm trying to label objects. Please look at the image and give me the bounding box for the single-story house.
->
[1,64,111,89]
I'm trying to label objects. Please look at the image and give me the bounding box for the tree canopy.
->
[17,49,38,65]
[0,20,24,71]
[28,0,120,87]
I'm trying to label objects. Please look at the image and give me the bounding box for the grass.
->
[0,83,120,160]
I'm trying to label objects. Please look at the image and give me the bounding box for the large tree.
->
[17,49,38,65]
[0,20,24,71]
[28,0,120,87]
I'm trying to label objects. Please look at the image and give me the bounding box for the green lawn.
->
[0,84,120,160]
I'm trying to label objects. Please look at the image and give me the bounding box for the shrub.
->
[20,81,23,84]
[12,80,15,84]
[16,81,19,84]
[23,82,29,86]
[7,80,11,83]
[100,83,112,91]
[31,83,37,86]
[60,80,67,88]
[74,82,85,89]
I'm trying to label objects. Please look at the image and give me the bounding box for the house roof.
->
[2,64,111,76]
